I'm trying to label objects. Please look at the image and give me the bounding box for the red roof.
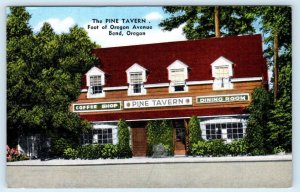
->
[87,34,267,88]
[80,107,246,122]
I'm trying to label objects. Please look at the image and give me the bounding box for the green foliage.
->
[253,7,292,153]
[7,7,97,148]
[244,87,271,155]
[63,144,118,159]
[268,64,292,152]
[227,139,247,156]
[191,139,228,157]
[146,120,173,156]
[188,116,202,153]
[159,6,255,39]
[50,137,73,157]
[63,148,78,159]
[101,144,118,159]
[77,144,103,159]
[191,140,208,156]
[206,140,228,157]
[117,120,132,158]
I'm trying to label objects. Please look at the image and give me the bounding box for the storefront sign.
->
[197,94,249,104]
[124,97,192,109]
[73,101,122,112]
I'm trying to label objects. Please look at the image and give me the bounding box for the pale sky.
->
[26,7,187,48]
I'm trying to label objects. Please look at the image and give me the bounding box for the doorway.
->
[173,119,187,155]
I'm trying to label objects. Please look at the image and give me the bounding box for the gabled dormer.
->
[167,60,189,93]
[86,66,105,98]
[126,63,147,95]
[211,56,234,90]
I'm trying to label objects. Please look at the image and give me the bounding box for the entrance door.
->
[173,120,186,155]
[132,128,147,156]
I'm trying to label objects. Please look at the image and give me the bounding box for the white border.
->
[73,101,122,112]
[196,93,250,103]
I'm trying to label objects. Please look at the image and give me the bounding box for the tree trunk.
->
[273,31,279,101]
[214,6,221,38]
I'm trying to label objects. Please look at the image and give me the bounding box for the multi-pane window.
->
[169,68,187,92]
[227,122,243,139]
[90,75,102,94]
[170,68,185,82]
[201,117,246,142]
[129,72,143,94]
[95,129,113,144]
[130,72,143,84]
[214,66,230,78]
[206,124,222,140]
[81,128,113,145]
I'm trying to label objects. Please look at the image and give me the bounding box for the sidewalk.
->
[7,154,292,166]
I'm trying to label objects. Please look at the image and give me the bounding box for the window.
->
[227,122,244,139]
[129,72,144,94]
[200,116,247,142]
[85,66,105,98]
[167,60,189,93]
[174,85,185,92]
[126,64,147,95]
[95,129,113,144]
[90,75,103,94]
[211,56,233,90]
[170,68,185,82]
[206,124,222,140]
[215,66,230,78]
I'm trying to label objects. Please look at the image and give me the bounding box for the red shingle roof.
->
[87,34,267,88]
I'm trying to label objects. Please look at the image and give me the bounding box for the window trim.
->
[211,56,234,90]
[86,66,106,98]
[126,63,147,96]
[167,60,189,93]
[200,117,247,143]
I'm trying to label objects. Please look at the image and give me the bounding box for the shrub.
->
[244,87,271,155]
[191,140,228,157]
[50,137,72,157]
[188,116,202,153]
[63,148,78,159]
[191,141,208,156]
[117,120,132,158]
[146,120,173,156]
[6,145,29,162]
[207,139,228,156]
[272,146,285,154]
[227,139,247,156]
[101,144,118,159]
[77,144,103,159]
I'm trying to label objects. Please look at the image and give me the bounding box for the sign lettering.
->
[124,97,192,109]
[197,94,250,104]
[73,101,121,112]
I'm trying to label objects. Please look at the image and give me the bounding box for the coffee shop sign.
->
[73,101,121,112]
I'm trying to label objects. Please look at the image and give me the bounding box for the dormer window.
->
[126,63,147,95]
[130,72,143,93]
[167,60,189,93]
[86,66,105,98]
[90,75,103,94]
[211,56,234,90]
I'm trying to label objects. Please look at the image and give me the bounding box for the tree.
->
[7,7,98,151]
[253,7,292,152]
[268,55,292,152]
[188,116,202,153]
[253,7,291,101]
[7,7,35,145]
[159,6,255,39]
[117,120,132,158]
[244,87,272,155]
